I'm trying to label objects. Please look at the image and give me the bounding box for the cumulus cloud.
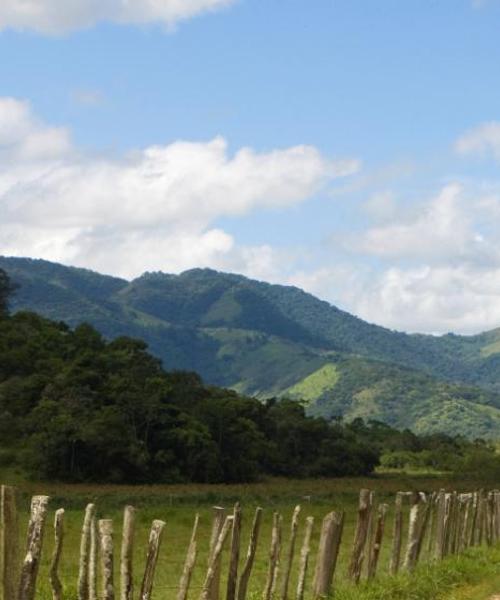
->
[0,97,71,161]
[353,265,500,335]
[357,184,498,265]
[0,97,358,279]
[455,121,500,162]
[0,0,235,34]
[295,182,500,335]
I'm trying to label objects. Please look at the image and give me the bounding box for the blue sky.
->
[1,0,500,334]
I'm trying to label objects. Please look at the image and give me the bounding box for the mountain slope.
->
[3,255,500,438]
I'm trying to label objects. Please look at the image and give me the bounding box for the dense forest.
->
[4,257,500,439]
[0,268,379,482]
[1,268,496,484]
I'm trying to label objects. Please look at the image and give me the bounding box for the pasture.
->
[2,474,500,599]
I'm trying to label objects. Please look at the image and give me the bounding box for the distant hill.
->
[3,255,500,438]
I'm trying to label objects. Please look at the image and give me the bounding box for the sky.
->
[1,1,500,335]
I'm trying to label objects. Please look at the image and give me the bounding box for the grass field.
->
[2,472,499,600]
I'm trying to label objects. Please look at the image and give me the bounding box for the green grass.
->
[3,474,500,599]
[480,338,500,358]
[285,363,340,404]
[335,546,500,600]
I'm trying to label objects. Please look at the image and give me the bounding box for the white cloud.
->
[0,98,71,161]
[357,184,498,264]
[353,265,500,335]
[293,182,500,334]
[0,97,358,279]
[0,0,235,34]
[455,121,500,162]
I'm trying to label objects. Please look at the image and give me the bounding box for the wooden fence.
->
[0,485,498,599]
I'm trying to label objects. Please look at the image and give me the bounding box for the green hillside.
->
[3,256,500,438]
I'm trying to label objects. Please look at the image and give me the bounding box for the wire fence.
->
[1,485,498,600]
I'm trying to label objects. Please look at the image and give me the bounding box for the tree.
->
[0,269,16,316]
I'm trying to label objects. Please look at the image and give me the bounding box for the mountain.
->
[3,255,500,438]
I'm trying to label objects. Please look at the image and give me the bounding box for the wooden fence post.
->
[201,516,234,600]
[476,491,485,546]
[99,519,114,600]
[49,509,65,600]
[424,492,437,557]
[367,503,388,580]
[18,495,50,600]
[485,492,494,546]
[120,506,136,600]
[237,507,262,600]
[263,513,282,600]
[494,491,500,543]
[1,485,18,600]
[89,516,98,600]
[459,494,472,552]
[450,492,461,554]
[78,503,96,600]
[296,516,314,600]
[403,492,423,572]
[226,504,242,600]
[434,490,446,560]
[139,519,165,600]
[442,493,453,556]
[312,511,344,599]
[389,492,404,575]
[468,491,479,547]
[347,489,372,583]
[415,493,432,564]
[491,491,497,544]
[280,505,301,600]
[208,507,226,600]
[177,514,200,600]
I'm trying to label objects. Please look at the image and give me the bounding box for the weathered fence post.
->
[49,509,65,600]
[389,492,404,575]
[120,506,136,600]
[459,494,472,552]
[313,511,344,598]
[99,519,114,600]
[280,505,301,600]
[403,492,421,571]
[485,492,493,546]
[78,503,96,600]
[442,493,453,556]
[237,507,262,600]
[139,519,166,600]
[201,516,234,600]
[478,491,487,546]
[468,491,479,547]
[89,516,98,600]
[426,493,437,556]
[415,493,432,563]
[494,491,500,543]
[296,516,314,600]
[1,485,18,600]
[208,507,226,600]
[263,513,282,600]
[449,492,460,554]
[434,489,446,560]
[347,489,373,583]
[18,495,50,600]
[226,504,242,600]
[178,514,200,600]
[367,503,388,580]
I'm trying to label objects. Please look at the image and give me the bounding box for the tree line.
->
[0,268,495,483]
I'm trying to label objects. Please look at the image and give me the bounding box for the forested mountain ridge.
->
[3,255,500,438]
